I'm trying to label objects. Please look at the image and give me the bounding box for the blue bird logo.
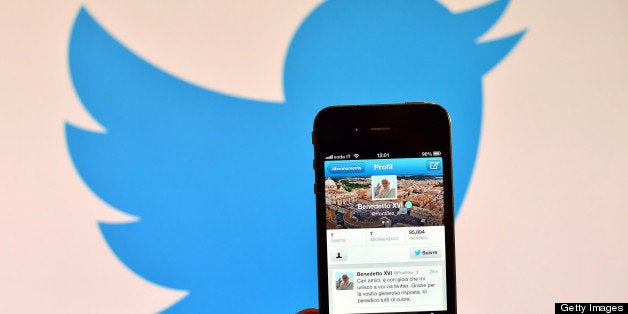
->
[66,0,523,312]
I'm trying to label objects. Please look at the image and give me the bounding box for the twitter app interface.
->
[324,157,447,313]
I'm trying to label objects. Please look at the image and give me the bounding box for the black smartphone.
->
[312,103,456,314]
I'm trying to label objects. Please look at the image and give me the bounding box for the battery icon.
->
[433,151,441,156]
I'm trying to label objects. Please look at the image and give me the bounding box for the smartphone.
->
[312,103,456,314]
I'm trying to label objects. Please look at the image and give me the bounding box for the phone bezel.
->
[312,103,457,314]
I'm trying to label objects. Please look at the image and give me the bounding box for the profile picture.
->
[335,273,354,290]
[371,175,398,200]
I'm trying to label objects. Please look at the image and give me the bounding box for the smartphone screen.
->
[313,104,456,314]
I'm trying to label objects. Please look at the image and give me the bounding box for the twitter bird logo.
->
[66,0,523,312]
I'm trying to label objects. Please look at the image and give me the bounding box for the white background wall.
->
[1,0,626,312]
